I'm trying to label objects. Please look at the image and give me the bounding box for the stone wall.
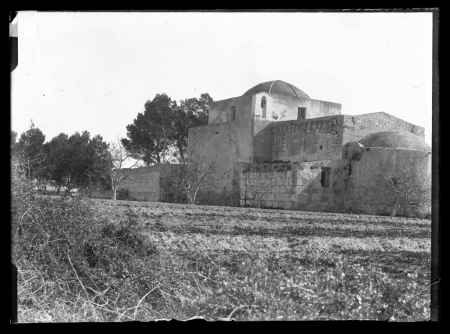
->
[114,164,183,202]
[116,167,161,201]
[344,146,431,217]
[342,112,425,144]
[189,95,254,201]
[208,95,252,124]
[235,160,350,212]
[251,92,341,122]
[89,189,113,200]
[271,115,343,162]
[268,93,341,121]
[235,145,431,218]
[253,117,273,163]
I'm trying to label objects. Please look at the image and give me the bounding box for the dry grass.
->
[13,190,431,322]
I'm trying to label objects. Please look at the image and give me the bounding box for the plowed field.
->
[92,199,431,283]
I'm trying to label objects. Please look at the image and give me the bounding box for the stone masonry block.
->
[295,186,304,195]
[310,203,324,212]
[281,201,292,210]
[295,202,306,211]
[335,196,344,205]
[324,204,341,212]
[333,189,343,197]
[322,188,333,196]
[297,193,308,203]
[312,194,320,202]
[321,195,330,203]
[279,185,289,194]
[274,193,283,201]
[287,192,297,202]
[287,177,292,186]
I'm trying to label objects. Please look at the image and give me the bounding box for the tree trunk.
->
[178,147,184,163]
[112,186,117,201]
[390,199,400,217]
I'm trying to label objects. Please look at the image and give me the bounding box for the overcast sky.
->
[11,11,433,147]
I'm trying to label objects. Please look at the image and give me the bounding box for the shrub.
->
[190,252,430,321]
[12,167,181,322]
[12,165,430,322]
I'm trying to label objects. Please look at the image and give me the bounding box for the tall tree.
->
[121,94,177,165]
[84,134,111,189]
[44,131,110,191]
[16,121,46,160]
[14,122,50,183]
[64,131,92,189]
[122,93,212,165]
[43,133,70,190]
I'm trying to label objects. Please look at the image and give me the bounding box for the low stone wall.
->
[236,160,350,212]
[235,148,430,218]
[116,171,160,201]
[89,189,113,200]
[115,167,162,201]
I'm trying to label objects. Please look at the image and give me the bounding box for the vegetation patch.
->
[12,174,431,322]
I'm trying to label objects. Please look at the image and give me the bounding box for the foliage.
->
[15,121,46,160]
[121,93,211,165]
[13,169,430,322]
[121,94,178,165]
[30,130,112,192]
[12,122,56,192]
[191,252,430,321]
[12,167,173,321]
[172,150,221,204]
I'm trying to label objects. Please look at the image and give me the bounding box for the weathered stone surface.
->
[115,81,430,218]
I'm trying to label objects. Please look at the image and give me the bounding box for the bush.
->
[188,252,430,321]
[12,165,430,322]
[12,167,178,322]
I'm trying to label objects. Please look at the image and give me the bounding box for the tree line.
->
[11,93,212,196]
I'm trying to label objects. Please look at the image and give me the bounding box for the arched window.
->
[261,96,267,118]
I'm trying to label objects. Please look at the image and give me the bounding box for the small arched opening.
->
[261,96,267,118]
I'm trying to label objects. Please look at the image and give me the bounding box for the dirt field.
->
[16,195,431,321]
[92,199,431,284]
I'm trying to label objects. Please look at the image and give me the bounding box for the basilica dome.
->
[243,80,310,99]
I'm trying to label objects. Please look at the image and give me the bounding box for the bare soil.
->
[92,199,431,282]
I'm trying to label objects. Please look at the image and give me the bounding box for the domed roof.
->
[243,80,310,99]
[358,131,430,151]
